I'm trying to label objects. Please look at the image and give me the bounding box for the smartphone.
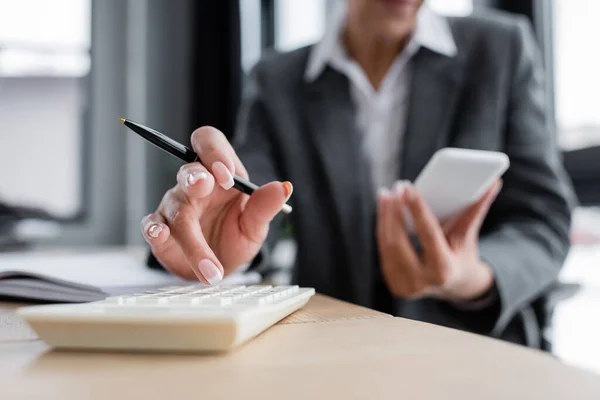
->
[405,148,509,230]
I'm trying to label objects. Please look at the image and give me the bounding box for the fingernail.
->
[212,161,234,190]
[198,259,223,285]
[393,181,407,196]
[282,181,293,202]
[147,224,163,239]
[186,171,207,187]
[378,187,390,199]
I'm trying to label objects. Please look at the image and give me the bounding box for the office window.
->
[275,0,327,52]
[554,0,600,150]
[239,0,327,71]
[0,0,91,219]
[240,0,263,72]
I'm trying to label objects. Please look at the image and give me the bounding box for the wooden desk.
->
[1,295,599,399]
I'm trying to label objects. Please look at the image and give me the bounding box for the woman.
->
[143,0,575,346]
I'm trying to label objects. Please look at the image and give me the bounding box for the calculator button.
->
[246,285,272,292]
[133,297,164,305]
[165,288,194,295]
[216,285,245,290]
[156,286,184,292]
[199,297,233,306]
[217,295,237,304]
[263,290,283,299]
[195,288,228,295]
[165,295,206,305]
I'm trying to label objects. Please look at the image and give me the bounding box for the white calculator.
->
[18,284,315,353]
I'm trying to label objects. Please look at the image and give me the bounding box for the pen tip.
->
[119,118,125,123]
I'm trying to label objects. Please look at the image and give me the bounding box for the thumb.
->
[238,181,292,244]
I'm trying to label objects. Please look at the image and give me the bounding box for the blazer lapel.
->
[401,48,467,181]
[303,68,375,306]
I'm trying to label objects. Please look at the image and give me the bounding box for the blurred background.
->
[1,0,599,372]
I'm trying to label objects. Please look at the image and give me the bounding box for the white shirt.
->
[304,4,457,192]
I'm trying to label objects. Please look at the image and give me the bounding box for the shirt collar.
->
[304,3,457,83]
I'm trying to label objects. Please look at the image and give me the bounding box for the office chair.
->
[534,282,582,352]
[0,200,58,251]
[563,146,600,204]
[533,146,599,352]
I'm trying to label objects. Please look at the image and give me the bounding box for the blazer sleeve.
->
[478,17,577,335]
[232,64,286,268]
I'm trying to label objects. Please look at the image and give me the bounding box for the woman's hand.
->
[141,126,292,284]
[376,180,501,302]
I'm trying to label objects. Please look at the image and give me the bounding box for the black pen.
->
[120,118,292,214]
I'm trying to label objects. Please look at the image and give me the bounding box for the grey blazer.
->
[232,11,576,346]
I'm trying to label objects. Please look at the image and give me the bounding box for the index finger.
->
[445,179,502,237]
[405,184,450,265]
[191,126,248,190]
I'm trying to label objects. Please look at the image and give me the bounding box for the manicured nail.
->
[198,259,222,285]
[283,181,293,202]
[212,161,234,190]
[186,171,207,187]
[393,181,408,196]
[378,187,390,199]
[147,224,163,239]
